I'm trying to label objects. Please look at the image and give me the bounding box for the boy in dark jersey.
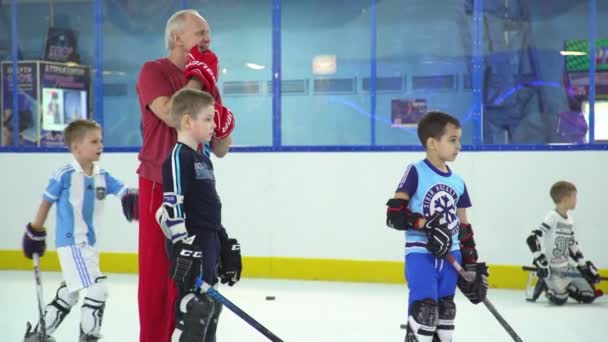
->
[155,88,242,341]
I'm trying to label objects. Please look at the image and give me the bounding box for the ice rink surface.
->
[1,271,606,341]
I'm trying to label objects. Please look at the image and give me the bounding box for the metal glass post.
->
[370,0,377,146]
[588,0,596,143]
[472,0,484,145]
[272,0,281,147]
[10,0,19,146]
[93,0,104,126]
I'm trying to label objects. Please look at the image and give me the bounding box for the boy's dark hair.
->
[417,111,461,148]
[170,88,215,129]
[64,119,101,150]
[550,181,577,204]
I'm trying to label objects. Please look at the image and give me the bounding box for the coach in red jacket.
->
[135,9,235,342]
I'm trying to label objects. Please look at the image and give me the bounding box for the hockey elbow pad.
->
[385,198,423,231]
[155,192,188,243]
[459,223,478,264]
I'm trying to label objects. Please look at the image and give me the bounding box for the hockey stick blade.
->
[33,253,48,341]
[197,280,284,342]
[447,254,524,342]
[522,266,608,281]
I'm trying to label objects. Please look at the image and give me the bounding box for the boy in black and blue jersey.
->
[155,88,241,341]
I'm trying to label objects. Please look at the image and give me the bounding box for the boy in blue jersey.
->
[385,111,489,342]
[21,119,138,342]
[155,88,242,341]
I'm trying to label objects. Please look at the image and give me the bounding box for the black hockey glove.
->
[121,188,139,222]
[219,238,242,286]
[385,198,423,230]
[457,262,489,304]
[532,253,550,279]
[169,237,202,289]
[22,223,47,259]
[423,212,452,258]
[578,261,600,285]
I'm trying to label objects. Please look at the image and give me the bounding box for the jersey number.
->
[552,236,568,258]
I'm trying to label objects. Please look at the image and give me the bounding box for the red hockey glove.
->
[213,103,235,139]
[185,47,219,92]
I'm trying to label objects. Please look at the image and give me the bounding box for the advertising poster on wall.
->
[391,98,427,127]
[1,61,89,147]
[0,62,39,146]
[39,62,90,147]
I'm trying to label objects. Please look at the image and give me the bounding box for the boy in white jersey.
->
[385,111,488,342]
[21,119,138,341]
[526,181,602,304]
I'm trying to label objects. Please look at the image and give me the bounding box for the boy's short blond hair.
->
[170,88,215,130]
[550,181,577,204]
[64,119,101,150]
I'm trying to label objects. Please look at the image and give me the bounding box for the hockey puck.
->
[400,324,407,330]
[265,296,276,301]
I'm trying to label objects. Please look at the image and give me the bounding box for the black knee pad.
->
[178,293,216,342]
[568,288,596,304]
[406,299,438,341]
[411,299,438,326]
[438,296,456,320]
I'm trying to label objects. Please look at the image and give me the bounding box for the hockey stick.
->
[522,266,608,281]
[446,254,524,342]
[196,279,284,342]
[32,253,48,341]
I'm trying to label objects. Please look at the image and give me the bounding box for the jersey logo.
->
[180,249,203,258]
[95,187,106,200]
[194,162,215,181]
[422,183,458,235]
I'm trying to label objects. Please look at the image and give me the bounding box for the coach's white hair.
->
[165,9,206,51]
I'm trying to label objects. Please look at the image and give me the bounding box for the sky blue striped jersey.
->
[43,159,127,247]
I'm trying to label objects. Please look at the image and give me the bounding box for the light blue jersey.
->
[396,159,471,255]
[43,159,127,248]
